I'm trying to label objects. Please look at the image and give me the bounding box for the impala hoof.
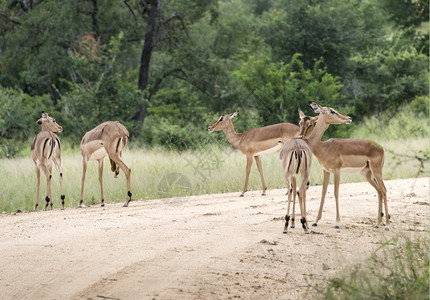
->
[304,231,309,234]
[283,230,288,234]
[239,194,244,197]
[374,224,379,228]
[290,224,295,229]
[312,223,318,227]
[261,193,266,196]
[334,225,340,229]
[123,203,129,207]
[385,226,390,231]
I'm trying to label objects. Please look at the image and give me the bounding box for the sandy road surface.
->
[0,177,428,300]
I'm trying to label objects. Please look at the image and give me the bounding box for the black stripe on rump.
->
[115,138,121,153]
[296,150,301,174]
[55,137,61,151]
[287,151,294,172]
[48,139,54,159]
[42,138,50,157]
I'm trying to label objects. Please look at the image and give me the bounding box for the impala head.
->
[208,112,238,132]
[298,109,318,138]
[37,112,63,133]
[309,102,352,125]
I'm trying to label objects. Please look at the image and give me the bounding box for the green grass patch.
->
[317,234,429,299]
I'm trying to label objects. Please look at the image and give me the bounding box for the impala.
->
[302,102,390,230]
[80,121,132,207]
[208,112,299,196]
[31,113,65,210]
[279,111,316,234]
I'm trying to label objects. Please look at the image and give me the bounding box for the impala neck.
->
[223,121,242,149]
[306,118,330,149]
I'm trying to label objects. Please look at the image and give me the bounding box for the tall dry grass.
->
[0,134,428,213]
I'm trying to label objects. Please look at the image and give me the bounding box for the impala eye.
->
[330,110,336,114]
[219,117,223,122]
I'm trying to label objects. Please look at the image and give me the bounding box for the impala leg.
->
[298,179,309,234]
[109,154,132,207]
[241,155,253,197]
[283,177,292,233]
[333,170,341,228]
[362,168,383,228]
[34,166,41,211]
[98,159,105,206]
[313,170,330,226]
[79,158,88,208]
[371,169,389,230]
[254,156,267,196]
[291,176,296,228]
[41,164,52,211]
[53,157,65,210]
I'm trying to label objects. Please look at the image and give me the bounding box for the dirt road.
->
[0,177,428,300]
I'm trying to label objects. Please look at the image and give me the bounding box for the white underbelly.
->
[322,166,365,173]
[89,147,107,161]
[254,144,282,156]
[341,167,364,173]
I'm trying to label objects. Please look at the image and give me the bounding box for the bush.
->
[319,235,429,300]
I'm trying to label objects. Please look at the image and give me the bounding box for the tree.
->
[235,53,342,125]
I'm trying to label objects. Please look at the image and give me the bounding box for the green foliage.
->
[320,235,429,300]
[349,47,429,121]
[0,87,53,157]
[260,0,388,76]
[235,53,342,124]
[0,0,428,156]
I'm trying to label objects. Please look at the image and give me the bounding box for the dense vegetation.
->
[0,0,428,157]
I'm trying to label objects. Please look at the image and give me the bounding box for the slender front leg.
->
[98,159,105,206]
[254,156,267,196]
[313,170,330,226]
[34,166,41,211]
[79,158,88,207]
[333,170,341,228]
[241,155,253,197]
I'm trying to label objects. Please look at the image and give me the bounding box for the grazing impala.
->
[208,112,299,196]
[31,113,65,210]
[80,121,132,207]
[279,111,316,234]
[302,102,390,230]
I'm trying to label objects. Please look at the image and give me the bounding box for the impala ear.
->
[298,109,305,119]
[230,111,238,119]
[41,112,49,119]
[309,102,324,114]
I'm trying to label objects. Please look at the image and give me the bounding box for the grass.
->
[316,234,429,299]
[0,135,428,213]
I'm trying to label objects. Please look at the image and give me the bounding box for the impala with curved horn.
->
[31,113,65,210]
[208,112,299,197]
[80,121,132,207]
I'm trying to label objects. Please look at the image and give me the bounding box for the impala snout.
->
[345,117,352,124]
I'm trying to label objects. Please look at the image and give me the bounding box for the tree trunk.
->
[133,0,158,139]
